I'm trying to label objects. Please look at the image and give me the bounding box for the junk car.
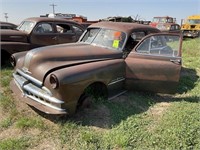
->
[10,22,182,115]
[1,17,85,65]
[149,16,181,34]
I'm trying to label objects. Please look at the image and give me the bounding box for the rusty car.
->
[10,22,182,115]
[1,17,85,65]
[149,16,181,34]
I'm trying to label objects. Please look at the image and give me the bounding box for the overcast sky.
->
[0,0,199,25]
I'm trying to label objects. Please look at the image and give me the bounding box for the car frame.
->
[10,22,182,116]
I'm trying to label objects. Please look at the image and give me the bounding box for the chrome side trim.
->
[108,77,125,86]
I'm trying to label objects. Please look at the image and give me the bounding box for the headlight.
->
[10,55,16,67]
[50,74,59,89]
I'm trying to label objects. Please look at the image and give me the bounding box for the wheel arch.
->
[77,81,108,108]
[1,49,12,65]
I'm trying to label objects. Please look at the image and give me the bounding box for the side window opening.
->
[136,35,180,57]
[34,23,53,33]
[56,24,73,34]
[123,31,145,58]
[72,25,84,34]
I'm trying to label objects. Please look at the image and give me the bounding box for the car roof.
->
[23,17,83,26]
[89,21,160,34]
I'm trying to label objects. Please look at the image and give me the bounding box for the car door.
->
[30,22,58,48]
[125,33,182,93]
[56,23,83,44]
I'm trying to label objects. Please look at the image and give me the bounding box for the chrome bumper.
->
[12,69,67,114]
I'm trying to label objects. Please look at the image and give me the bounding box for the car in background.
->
[1,17,85,65]
[10,22,182,115]
[0,21,18,30]
[181,15,200,38]
[149,16,181,34]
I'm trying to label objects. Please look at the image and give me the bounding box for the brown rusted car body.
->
[0,21,18,30]
[10,22,182,115]
[1,17,85,65]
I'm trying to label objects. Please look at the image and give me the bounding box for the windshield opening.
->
[187,19,200,24]
[17,21,35,33]
[80,28,126,50]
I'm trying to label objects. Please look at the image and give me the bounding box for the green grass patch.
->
[0,94,15,111]
[15,117,45,130]
[0,67,13,87]
[145,102,200,149]
[0,137,29,150]
[0,117,13,129]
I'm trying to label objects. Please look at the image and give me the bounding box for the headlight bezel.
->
[50,74,59,89]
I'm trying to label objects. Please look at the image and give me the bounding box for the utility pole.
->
[4,13,8,22]
[50,3,57,14]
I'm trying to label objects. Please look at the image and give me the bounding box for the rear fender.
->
[1,42,31,54]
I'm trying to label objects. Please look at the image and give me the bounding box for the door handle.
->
[170,59,181,64]
[52,36,57,40]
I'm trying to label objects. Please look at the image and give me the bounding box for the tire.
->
[77,93,93,110]
[1,50,11,67]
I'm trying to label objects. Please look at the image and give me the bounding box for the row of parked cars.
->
[1,17,183,116]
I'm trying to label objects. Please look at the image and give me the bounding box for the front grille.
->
[13,69,65,112]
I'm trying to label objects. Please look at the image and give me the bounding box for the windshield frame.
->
[17,20,36,33]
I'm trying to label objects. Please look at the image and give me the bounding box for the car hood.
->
[0,29,28,42]
[21,42,123,81]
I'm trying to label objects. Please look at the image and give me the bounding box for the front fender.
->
[12,51,28,69]
[1,41,31,54]
[44,59,125,114]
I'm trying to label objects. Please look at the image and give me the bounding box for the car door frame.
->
[55,22,78,44]
[125,33,182,94]
[29,22,58,48]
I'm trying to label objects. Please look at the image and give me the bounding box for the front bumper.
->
[10,70,67,115]
[182,30,199,38]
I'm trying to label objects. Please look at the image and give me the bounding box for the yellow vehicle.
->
[181,15,200,38]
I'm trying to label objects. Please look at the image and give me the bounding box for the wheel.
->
[1,50,11,67]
